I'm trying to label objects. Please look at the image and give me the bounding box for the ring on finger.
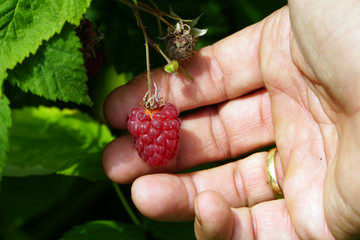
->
[266,148,284,199]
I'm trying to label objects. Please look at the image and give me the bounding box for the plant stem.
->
[148,38,171,63]
[134,9,153,102]
[118,0,195,82]
[146,0,163,36]
[112,182,141,226]
[117,0,175,30]
[179,65,194,81]
[137,1,187,22]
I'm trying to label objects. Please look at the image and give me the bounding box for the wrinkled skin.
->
[102,0,360,239]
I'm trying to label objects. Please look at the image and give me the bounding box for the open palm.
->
[102,1,360,239]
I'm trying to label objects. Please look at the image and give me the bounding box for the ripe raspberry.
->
[127,103,181,166]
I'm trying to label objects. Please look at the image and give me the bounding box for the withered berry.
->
[165,22,196,61]
[75,18,103,78]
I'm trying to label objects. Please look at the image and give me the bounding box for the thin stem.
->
[146,0,163,36]
[137,1,188,22]
[112,182,142,226]
[179,65,194,81]
[117,0,175,30]
[148,38,171,63]
[134,9,153,102]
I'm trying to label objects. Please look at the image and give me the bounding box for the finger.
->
[194,191,233,240]
[194,193,299,240]
[102,136,178,184]
[103,89,274,183]
[231,200,299,240]
[288,0,360,114]
[178,89,274,165]
[130,152,277,220]
[104,20,266,130]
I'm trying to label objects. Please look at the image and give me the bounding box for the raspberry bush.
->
[0,0,285,239]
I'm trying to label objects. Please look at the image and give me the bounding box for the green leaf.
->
[169,6,180,18]
[60,220,146,240]
[4,106,114,181]
[7,24,93,106]
[188,13,204,28]
[0,95,11,185]
[0,0,91,82]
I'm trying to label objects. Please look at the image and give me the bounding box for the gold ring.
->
[266,148,284,199]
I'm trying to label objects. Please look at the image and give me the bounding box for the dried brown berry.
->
[75,18,103,78]
[165,22,196,61]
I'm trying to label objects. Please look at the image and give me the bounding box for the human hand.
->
[102,0,360,239]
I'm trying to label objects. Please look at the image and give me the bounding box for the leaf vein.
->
[39,60,51,97]
[0,0,19,50]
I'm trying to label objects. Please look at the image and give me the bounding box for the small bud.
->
[191,28,208,38]
[164,60,179,74]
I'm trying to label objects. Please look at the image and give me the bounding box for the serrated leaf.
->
[7,24,93,106]
[60,220,146,240]
[0,95,11,185]
[4,106,114,181]
[0,0,91,83]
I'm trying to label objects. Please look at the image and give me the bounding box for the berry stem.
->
[112,182,142,226]
[148,36,195,82]
[179,65,194,81]
[148,38,171,63]
[133,9,153,103]
[118,0,195,83]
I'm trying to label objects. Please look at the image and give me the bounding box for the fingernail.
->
[194,199,201,226]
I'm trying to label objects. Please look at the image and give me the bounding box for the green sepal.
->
[164,60,179,74]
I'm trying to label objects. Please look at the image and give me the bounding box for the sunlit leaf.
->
[7,24,93,106]
[4,106,114,181]
[0,0,91,82]
[0,95,11,186]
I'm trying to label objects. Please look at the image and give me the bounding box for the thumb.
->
[194,191,233,240]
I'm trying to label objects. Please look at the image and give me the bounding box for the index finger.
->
[104,20,265,129]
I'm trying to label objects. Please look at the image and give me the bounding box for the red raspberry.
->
[127,103,181,166]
